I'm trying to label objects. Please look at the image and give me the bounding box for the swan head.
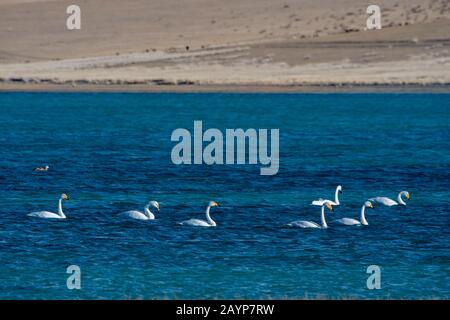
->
[149,201,160,211]
[337,185,343,193]
[402,191,410,200]
[324,202,333,212]
[364,201,374,209]
[209,201,219,208]
[61,193,69,200]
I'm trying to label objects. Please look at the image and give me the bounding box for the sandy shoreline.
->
[1,0,450,91]
[1,82,449,93]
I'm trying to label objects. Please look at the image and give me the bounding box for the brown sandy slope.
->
[0,0,449,89]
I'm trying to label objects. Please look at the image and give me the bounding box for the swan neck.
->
[360,205,368,225]
[145,205,155,219]
[206,206,216,226]
[334,187,340,205]
[397,192,406,205]
[58,198,66,218]
[320,206,328,228]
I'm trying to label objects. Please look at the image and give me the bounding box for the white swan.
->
[121,201,160,220]
[369,191,410,206]
[28,193,69,219]
[180,201,220,227]
[312,185,342,206]
[288,202,333,229]
[335,201,374,226]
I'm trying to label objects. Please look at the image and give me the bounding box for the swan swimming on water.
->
[335,201,374,226]
[288,202,333,229]
[180,201,220,227]
[121,201,160,220]
[369,191,410,206]
[28,193,69,219]
[312,185,342,206]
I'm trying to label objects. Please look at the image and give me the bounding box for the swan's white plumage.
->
[28,211,64,219]
[335,201,373,226]
[369,191,410,207]
[288,203,333,229]
[369,197,398,206]
[121,210,151,220]
[180,219,213,227]
[312,185,342,206]
[288,220,321,228]
[180,201,219,227]
[335,218,361,225]
[311,199,334,206]
[121,201,159,220]
[28,193,68,219]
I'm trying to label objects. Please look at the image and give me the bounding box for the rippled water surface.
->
[0,92,448,299]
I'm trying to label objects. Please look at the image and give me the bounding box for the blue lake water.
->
[0,92,448,299]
